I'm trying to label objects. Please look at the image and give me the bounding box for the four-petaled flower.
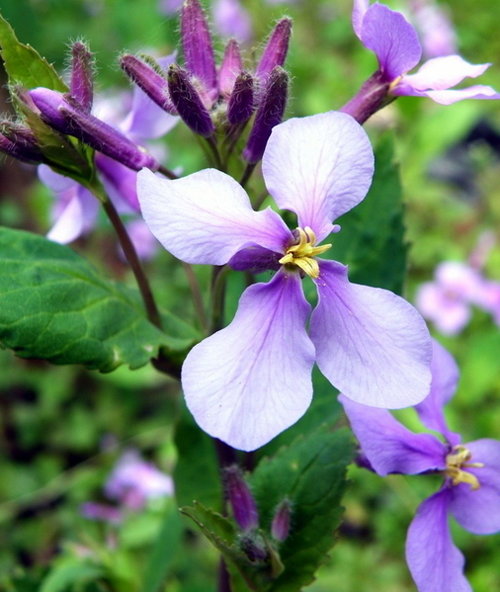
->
[138,111,431,451]
[352,0,500,104]
[340,340,500,592]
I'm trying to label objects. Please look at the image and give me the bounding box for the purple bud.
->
[181,0,217,98]
[120,54,178,115]
[223,465,259,532]
[70,41,94,112]
[219,39,243,97]
[227,72,255,125]
[59,102,159,171]
[0,124,43,163]
[271,499,292,542]
[243,66,288,164]
[240,535,269,563]
[29,87,73,134]
[167,64,214,137]
[256,18,292,83]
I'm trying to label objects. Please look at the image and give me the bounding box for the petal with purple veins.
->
[137,168,292,265]
[449,438,500,534]
[262,112,374,242]
[360,4,422,83]
[182,271,315,451]
[340,395,446,476]
[414,339,461,446]
[406,489,472,592]
[310,260,432,408]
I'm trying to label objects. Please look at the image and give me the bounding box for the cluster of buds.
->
[120,0,291,166]
[223,465,292,568]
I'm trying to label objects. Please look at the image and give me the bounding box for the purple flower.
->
[137,112,432,451]
[416,261,500,335]
[340,340,500,592]
[409,0,458,59]
[352,0,500,105]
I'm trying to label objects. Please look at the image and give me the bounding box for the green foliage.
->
[0,12,67,91]
[0,227,192,372]
[327,133,408,295]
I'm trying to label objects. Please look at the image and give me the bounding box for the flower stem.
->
[182,261,208,332]
[101,197,162,330]
[157,164,179,180]
[239,162,256,188]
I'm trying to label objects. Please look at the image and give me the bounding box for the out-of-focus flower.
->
[81,449,173,524]
[408,0,457,59]
[351,0,500,105]
[137,111,432,451]
[340,340,500,592]
[416,260,500,335]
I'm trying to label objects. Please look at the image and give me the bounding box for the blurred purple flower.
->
[416,261,500,335]
[81,449,173,524]
[352,0,500,104]
[137,112,432,451]
[409,0,457,59]
[340,340,500,592]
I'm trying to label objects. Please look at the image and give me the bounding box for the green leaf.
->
[0,12,67,91]
[249,426,355,592]
[143,502,183,592]
[327,133,408,295]
[40,561,104,592]
[173,403,223,513]
[0,227,193,372]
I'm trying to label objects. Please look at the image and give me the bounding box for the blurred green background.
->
[1,0,500,590]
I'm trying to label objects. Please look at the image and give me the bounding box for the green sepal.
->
[0,227,195,372]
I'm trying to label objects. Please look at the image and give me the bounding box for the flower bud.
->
[29,87,73,134]
[227,72,255,125]
[243,66,288,164]
[120,54,178,115]
[181,0,217,98]
[167,64,214,137]
[256,18,292,83]
[240,534,269,563]
[223,465,259,532]
[69,41,94,112]
[0,124,43,163]
[271,499,292,542]
[219,39,243,97]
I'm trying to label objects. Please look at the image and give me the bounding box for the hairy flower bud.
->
[256,18,292,83]
[29,87,73,134]
[0,123,43,163]
[120,54,178,115]
[167,64,214,137]
[223,465,259,532]
[181,0,217,98]
[219,39,243,97]
[227,72,255,125]
[243,66,288,164]
[69,41,94,112]
[271,499,292,542]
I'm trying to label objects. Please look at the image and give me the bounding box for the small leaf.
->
[250,426,355,592]
[327,133,408,295]
[0,12,67,91]
[0,227,193,372]
[40,561,104,592]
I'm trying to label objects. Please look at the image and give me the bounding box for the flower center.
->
[443,445,484,490]
[279,227,332,279]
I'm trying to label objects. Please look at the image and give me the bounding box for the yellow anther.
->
[444,445,484,491]
[279,227,331,279]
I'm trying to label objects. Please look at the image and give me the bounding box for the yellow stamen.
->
[444,445,484,491]
[279,227,331,279]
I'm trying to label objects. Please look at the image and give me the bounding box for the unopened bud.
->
[223,465,259,532]
[70,41,94,112]
[271,499,292,542]
[219,39,243,97]
[120,54,177,115]
[0,124,42,163]
[227,72,255,125]
[243,66,288,164]
[29,87,72,134]
[240,534,269,563]
[167,64,214,137]
[256,18,292,83]
[181,0,217,98]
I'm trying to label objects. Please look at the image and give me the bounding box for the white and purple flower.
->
[340,340,500,592]
[352,0,500,105]
[137,111,432,451]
